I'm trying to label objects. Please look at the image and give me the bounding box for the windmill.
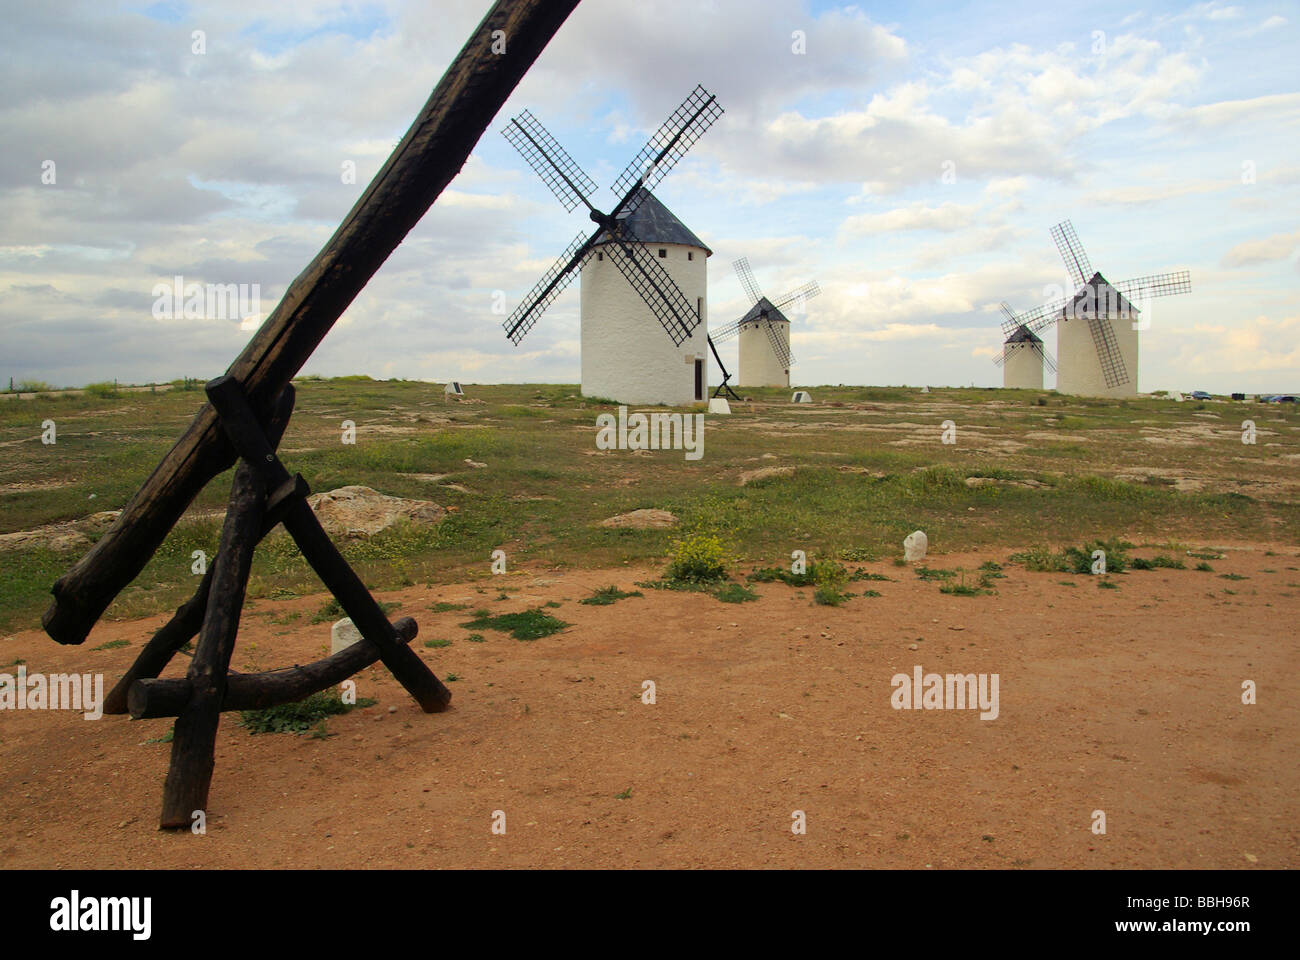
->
[710,257,820,388]
[500,85,724,406]
[998,220,1191,396]
[993,302,1056,390]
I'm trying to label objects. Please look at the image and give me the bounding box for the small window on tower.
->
[597,252,603,261]
[658,249,667,258]
[687,251,694,261]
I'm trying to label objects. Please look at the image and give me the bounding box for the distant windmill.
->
[993,303,1056,390]
[500,86,724,406]
[710,257,820,389]
[999,220,1191,396]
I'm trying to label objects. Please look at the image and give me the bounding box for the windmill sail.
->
[611,85,723,217]
[502,232,593,344]
[502,110,597,213]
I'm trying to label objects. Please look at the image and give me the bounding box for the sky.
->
[2,0,1297,394]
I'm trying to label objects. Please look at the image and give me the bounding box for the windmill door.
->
[694,359,704,401]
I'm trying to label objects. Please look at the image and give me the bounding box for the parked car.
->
[1189,390,1212,400]
[1261,394,1297,403]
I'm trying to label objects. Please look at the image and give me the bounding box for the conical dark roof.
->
[1059,271,1139,319]
[594,189,711,255]
[740,296,790,326]
[1005,323,1042,344]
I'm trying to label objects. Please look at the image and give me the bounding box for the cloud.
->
[1221,231,1300,268]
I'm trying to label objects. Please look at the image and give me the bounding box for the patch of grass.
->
[429,601,468,613]
[1219,573,1248,581]
[444,673,461,681]
[1098,579,1119,590]
[239,691,375,734]
[1056,580,1078,587]
[142,725,174,744]
[849,570,893,582]
[859,589,882,598]
[814,584,850,605]
[615,787,632,799]
[714,582,759,603]
[579,585,644,606]
[92,638,130,651]
[1131,555,1185,570]
[1189,551,1225,560]
[459,608,569,641]
[1195,562,1214,572]
[466,633,485,643]
[269,610,301,625]
[544,600,562,608]
[423,638,451,648]
[915,565,957,581]
[311,598,344,623]
[939,573,992,596]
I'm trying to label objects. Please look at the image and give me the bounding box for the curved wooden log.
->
[129,616,419,720]
[43,0,585,646]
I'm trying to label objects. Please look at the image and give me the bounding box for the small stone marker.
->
[331,617,363,655]
[903,530,928,563]
[708,398,731,414]
[791,390,812,404]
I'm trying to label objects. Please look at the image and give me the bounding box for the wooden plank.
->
[43,0,585,646]
[128,617,419,719]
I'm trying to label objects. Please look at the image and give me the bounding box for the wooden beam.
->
[128,617,419,719]
[205,375,451,713]
[43,0,585,646]
[159,457,266,829]
[103,387,298,715]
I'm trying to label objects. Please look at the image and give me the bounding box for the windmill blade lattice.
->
[1115,270,1191,302]
[732,257,763,305]
[1087,316,1129,387]
[503,232,592,344]
[611,85,723,217]
[1051,220,1093,289]
[763,314,794,368]
[773,280,821,313]
[710,318,743,344]
[502,110,598,213]
[602,220,701,346]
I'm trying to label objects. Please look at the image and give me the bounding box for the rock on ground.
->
[306,485,444,538]
[738,465,796,486]
[598,509,678,530]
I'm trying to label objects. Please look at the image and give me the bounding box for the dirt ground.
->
[2,546,1297,869]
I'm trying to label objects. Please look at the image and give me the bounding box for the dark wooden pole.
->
[44,0,585,646]
[128,617,419,719]
[205,375,451,713]
[103,388,298,715]
[159,459,266,829]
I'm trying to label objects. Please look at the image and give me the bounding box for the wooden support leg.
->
[205,375,451,713]
[158,461,266,829]
[103,387,298,715]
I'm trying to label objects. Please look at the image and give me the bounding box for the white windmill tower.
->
[993,304,1056,389]
[499,87,724,406]
[999,221,1191,397]
[710,257,821,389]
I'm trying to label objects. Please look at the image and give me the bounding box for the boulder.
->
[306,485,444,538]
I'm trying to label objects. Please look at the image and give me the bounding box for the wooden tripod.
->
[106,377,451,828]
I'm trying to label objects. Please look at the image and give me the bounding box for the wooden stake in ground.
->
[44,0,584,647]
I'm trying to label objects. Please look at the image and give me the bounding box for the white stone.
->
[1171,391,1185,402]
[903,530,928,563]
[707,398,731,414]
[791,390,812,403]
[331,617,363,655]
[920,385,930,393]
[443,381,464,396]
